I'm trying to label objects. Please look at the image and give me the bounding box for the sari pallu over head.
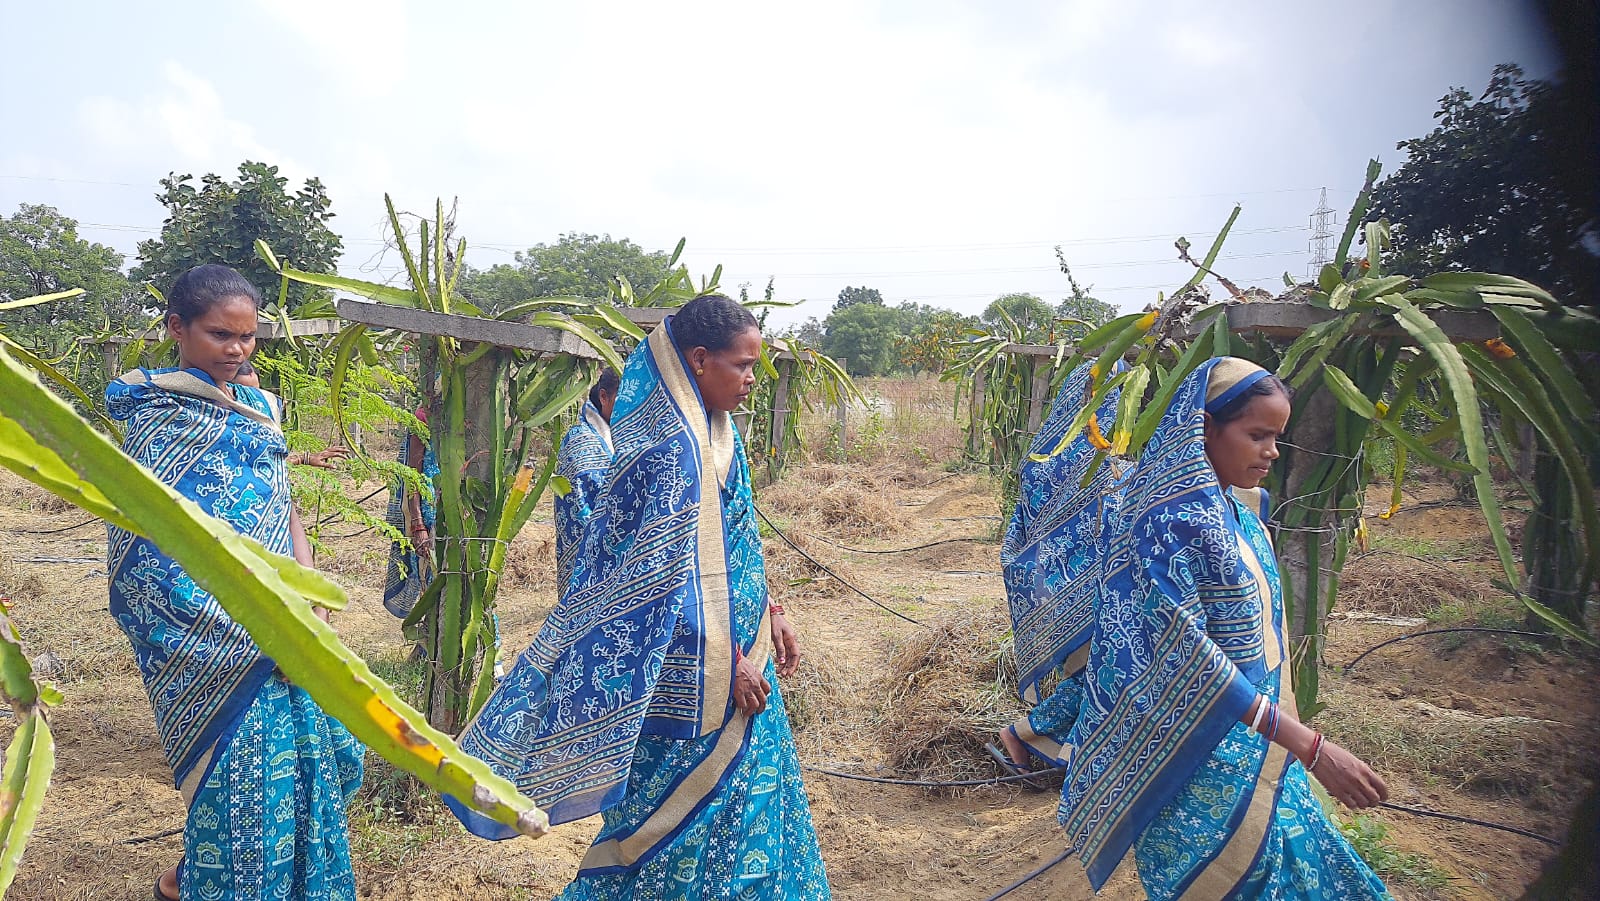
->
[1001,360,1125,704]
[449,319,770,839]
[554,400,615,589]
[104,368,289,797]
[1059,357,1287,890]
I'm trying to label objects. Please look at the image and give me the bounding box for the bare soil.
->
[0,461,1592,901]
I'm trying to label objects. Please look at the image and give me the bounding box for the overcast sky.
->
[0,0,1559,329]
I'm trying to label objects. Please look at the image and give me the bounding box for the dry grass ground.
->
[1,377,1594,900]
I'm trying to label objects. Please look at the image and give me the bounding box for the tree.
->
[897,307,978,375]
[820,302,903,375]
[133,162,342,312]
[1370,63,1598,310]
[0,204,136,347]
[981,293,1055,342]
[460,233,671,310]
[834,285,884,310]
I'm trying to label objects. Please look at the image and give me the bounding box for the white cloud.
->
[253,0,409,98]
[76,61,300,181]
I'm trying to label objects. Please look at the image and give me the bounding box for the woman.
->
[382,406,439,620]
[446,294,830,900]
[554,366,619,588]
[106,264,364,901]
[1005,357,1391,899]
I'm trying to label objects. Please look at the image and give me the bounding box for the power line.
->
[763,250,1304,280]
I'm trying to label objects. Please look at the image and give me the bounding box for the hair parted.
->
[669,294,758,354]
[166,264,262,324]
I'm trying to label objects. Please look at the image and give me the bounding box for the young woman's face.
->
[1204,389,1291,490]
[168,295,258,387]
[688,327,762,414]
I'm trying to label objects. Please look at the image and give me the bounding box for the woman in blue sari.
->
[383,406,440,620]
[447,295,830,899]
[1001,357,1391,899]
[554,366,618,589]
[106,264,364,901]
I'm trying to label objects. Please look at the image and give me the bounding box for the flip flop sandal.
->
[984,741,1048,791]
[153,880,179,901]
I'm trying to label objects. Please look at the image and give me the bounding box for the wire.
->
[802,765,1048,788]
[806,533,990,555]
[20,517,99,535]
[1342,627,1551,673]
[753,504,928,628]
[983,846,1078,901]
[1377,801,1559,845]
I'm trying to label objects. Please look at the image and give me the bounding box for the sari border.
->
[122,368,282,430]
[648,324,735,737]
[582,400,614,455]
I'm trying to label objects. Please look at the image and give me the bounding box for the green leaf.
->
[1418,272,1557,309]
[1128,326,1215,455]
[0,287,84,312]
[1320,367,1379,419]
[1489,306,1597,428]
[528,313,624,372]
[1335,159,1381,267]
[1076,312,1146,352]
[277,267,420,308]
[0,715,54,895]
[0,333,122,438]
[1353,275,1410,303]
[1180,205,1241,291]
[1109,366,1150,454]
[1374,418,1474,473]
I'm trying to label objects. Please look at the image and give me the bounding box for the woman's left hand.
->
[771,612,801,678]
[296,446,351,469]
[734,654,771,716]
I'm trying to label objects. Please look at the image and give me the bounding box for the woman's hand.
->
[734,654,771,716]
[1307,739,1388,810]
[411,527,433,566]
[297,446,351,469]
[771,612,801,678]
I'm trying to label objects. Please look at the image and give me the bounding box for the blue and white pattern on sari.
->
[999,361,1125,765]
[555,400,614,590]
[1041,358,1389,899]
[107,366,365,899]
[107,367,288,795]
[448,320,829,898]
[383,438,439,619]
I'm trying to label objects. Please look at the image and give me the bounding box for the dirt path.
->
[0,464,1592,900]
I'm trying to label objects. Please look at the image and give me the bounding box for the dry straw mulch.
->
[1338,550,1484,616]
[877,604,1027,788]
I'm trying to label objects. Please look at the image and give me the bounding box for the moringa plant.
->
[945,160,1596,713]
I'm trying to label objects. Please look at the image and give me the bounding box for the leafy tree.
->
[460,233,671,310]
[981,293,1055,342]
[792,316,825,346]
[133,162,342,311]
[821,302,903,375]
[898,307,978,375]
[0,204,137,347]
[1370,63,1597,309]
[1054,252,1118,342]
[834,285,884,310]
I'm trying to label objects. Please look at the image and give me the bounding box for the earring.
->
[696,368,705,375]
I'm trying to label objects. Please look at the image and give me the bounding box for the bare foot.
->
[997,728,1031,768]
[157,864,179,900]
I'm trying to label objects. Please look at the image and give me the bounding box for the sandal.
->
[153,860,181,901]
[984,741,1048,791]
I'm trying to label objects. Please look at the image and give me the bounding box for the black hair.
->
[589,366,620,407]
[166,264,262,324]
[670,294,758,353]
[1210,374,1290,424]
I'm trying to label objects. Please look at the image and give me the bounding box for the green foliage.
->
[1053,252,1118,343]
[459,232,672,312]
[133,161,342,311]
[820,301,904,375]
[834,285,884,309]
[1338,814,1451,891]
[0,204,138,352]
[268,196,616,732]
[981,293,1055,343]
[1371,63,1597,309]
[896,307,979,375]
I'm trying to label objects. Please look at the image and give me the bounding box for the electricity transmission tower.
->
[1307,187,1336,278]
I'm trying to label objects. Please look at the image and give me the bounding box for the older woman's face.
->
[1204,390,1290,490]
[688,326,762,414]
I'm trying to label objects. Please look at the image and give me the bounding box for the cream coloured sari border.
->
[583,401,613,455]
[647,326,736,737]
[127,369,281,431]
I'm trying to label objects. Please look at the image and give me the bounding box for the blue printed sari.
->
[1007,358,1390,900]
[383,435,439,619]
[447,321,830,900]
[554,400,614,590]
[107,367,364,900]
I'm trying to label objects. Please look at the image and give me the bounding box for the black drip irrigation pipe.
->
[21,517,99,535]
[807,533,990,555]
[753,504,928,628]
[1377,801,1559,846]
[802,765,1048,788]
[983,846,1077,900]
[1343,628,1551,674]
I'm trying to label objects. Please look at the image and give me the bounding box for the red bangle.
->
[1306,732,1325,771]
[769,603,786,615]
